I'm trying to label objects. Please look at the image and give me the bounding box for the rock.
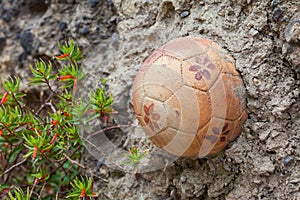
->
[252,157,275,176]
[1,0,300,199]
[283,156,294,166]
[19,31,34,54]
[283,44,300,72]
[258,130,270,141]
[59,21,67,30]
[1,13,12,22]
[272,7,283,21]
[285,19,300,43]
[80,26,89,35]
[180,10,190,18]
[175,169,207,198]
[249,28,259,36]
[271,0,278,6]
[88,0,100,8]
[18,52,27,62]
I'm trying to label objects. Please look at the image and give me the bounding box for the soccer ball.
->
[132,36,247,158]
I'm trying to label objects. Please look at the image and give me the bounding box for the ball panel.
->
[164,95,181,131]
[206,112,247,155]
[132,86,144,117]
[150,127,200,157]
[203,119,236,155]
[204,143,227,155]
[189,36,212,47]
[168,86,200,134]
[205,48,224,66]
[194,89,211,129]
[138,98,168,137]
[149,128,175,148]
[152,54,182,76]
[218,55,239,76]
[162,37,208,60]
[142,63,182,102]
[195,122,211,158]
[132,36,248,158]
[132,65,146,116]
[208,42,238,75]
[182,54,221,91]
[208,74,227,119]
[143,48,164,64]
[228,110,247,141]
[221,73,246,120]
[199,41,239,77]
[181,62,210,91]
[197,117,230,157]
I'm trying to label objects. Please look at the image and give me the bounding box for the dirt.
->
[0,0,299,199]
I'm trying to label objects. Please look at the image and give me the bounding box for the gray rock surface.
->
[0,0,299,199]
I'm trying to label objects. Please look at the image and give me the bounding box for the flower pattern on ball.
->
[189,55,216,80]
[143,103,160,131]
[212,122,230,143]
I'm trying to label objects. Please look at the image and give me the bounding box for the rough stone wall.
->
[0,0,299,199]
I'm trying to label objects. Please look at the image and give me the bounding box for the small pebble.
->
[80,26,89,35]
[59,22,67,30]
[74,22,81,33]
[18,52,27,62]
[285,19,300,43]
[283,156,294,166]
[271,0,278,6]
[88,0,100,8]
[180,10,190,18]
[284,19,300,42]
[108,0,113,6]
[20,31,34,54]
[100,34,109,39]
[285,43,294,54]
[180,175,187,182]
[249,28,259,37]
[2,13,12,22]
[95,157,106,171]
[290,178,300,184]
[272,7,283,21]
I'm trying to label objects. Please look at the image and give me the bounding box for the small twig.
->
[63,153,86,169]
[40,151,61,163]
[1,158,27,177]
[69,58,76,67]
[44,76,72,102]
[30,190,40,200]
[45,102,57,113]
[0,122,15,137]
[56,191,59,200]
[39,182,46,200]
[86,124,130,140]
[37,99,57,115]
[36,92,55,115]
[48,145,83,180]
[30,178,39,199]
[0,149,5,170]
[81,136,126,171]
[10,92,24,113]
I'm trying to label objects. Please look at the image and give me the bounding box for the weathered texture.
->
[132,36,247,158]
[0,0,299,199]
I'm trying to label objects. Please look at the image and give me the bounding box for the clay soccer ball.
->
[132,36,247,158]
